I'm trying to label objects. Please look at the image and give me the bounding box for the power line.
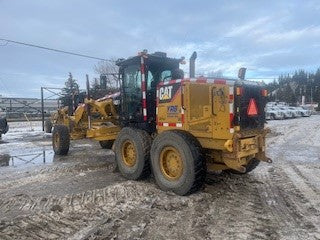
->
[247,77,277,79]
[0,38,113,62]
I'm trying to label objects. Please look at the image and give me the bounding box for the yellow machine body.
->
[53,78,269,173]
[156,79,270,173]
[53,98,120,141]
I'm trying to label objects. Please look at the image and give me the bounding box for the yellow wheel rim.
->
[53,133,60,148]
[121,140,136,167]
[160,146,183,181]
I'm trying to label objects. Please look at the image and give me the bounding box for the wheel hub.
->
[122,140,136,167]
[160,146,183,180]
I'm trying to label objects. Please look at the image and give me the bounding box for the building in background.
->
[0,95,59,120]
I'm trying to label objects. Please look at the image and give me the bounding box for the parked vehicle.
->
[296,106,311,117]
[0,109,9,138]
[277,106,294,118]
[288,107,301,118]
[266,107,284,120]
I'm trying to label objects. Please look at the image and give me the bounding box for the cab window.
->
[123,65,141,91]
[122,64,142,118]
[161,70,172,82]
[146,71,154,91]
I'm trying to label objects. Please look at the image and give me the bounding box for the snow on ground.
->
[267,115,320,163]
[0,121,53,168]
[0,118,319,239]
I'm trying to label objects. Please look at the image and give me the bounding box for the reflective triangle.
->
[247,98,258,116]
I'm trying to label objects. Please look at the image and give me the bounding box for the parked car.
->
[276,106,294,118]
[266,107,284,120]
[0,109,9,138]
[288,107,301,118]
[296,106,311,117]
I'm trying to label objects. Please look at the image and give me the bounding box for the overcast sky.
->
[1,0,320,98]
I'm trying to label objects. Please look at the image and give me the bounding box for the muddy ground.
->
[0,118,320,240]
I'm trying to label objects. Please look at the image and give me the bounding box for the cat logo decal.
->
[159,86,173,101]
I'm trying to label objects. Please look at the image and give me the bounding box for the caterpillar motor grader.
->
[52,50,271,195]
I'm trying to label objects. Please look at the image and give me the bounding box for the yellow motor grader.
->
[51,92,121,153]
[52,50,271,195]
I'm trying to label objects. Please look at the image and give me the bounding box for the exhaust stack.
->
[189,51,197,78]
[238,67,247,80]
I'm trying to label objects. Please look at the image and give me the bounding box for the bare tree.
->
[93,59,119,89]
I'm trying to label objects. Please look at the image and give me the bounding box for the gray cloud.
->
[0,0,320,97]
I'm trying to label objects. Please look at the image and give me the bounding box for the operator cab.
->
[116,51,184,132]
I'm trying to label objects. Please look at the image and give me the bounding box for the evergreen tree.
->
[60,73,82,113]
[62,73,79,97]
[266,67,320,107]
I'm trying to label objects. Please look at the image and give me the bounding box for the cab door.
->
[120,64,143,121]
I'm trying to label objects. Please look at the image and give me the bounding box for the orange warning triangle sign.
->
[247,98,258,116]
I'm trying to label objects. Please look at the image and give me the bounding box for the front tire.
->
[151,131,205,196]
[52,125,70,155]
[114,127,151,180]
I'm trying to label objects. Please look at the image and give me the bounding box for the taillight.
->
[236,87,243,96]
[261,89,268,97]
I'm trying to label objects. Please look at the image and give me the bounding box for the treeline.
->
[266,68,320,105]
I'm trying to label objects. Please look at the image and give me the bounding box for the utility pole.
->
[41,87,45,131]
[311,79,314,106]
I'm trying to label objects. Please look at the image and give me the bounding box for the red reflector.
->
[229,113,234,127]
[247,98,258,116]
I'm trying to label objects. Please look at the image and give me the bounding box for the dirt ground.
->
[0,118,320,240]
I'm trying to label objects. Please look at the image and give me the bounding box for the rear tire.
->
[52,125,70,155]
[114,127,151,180]
[226,158,260,174]
[99,140,114,149]
[45,119,53,133]
[151,130,205,196]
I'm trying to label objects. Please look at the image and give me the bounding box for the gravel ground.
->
[0,118,320,240]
